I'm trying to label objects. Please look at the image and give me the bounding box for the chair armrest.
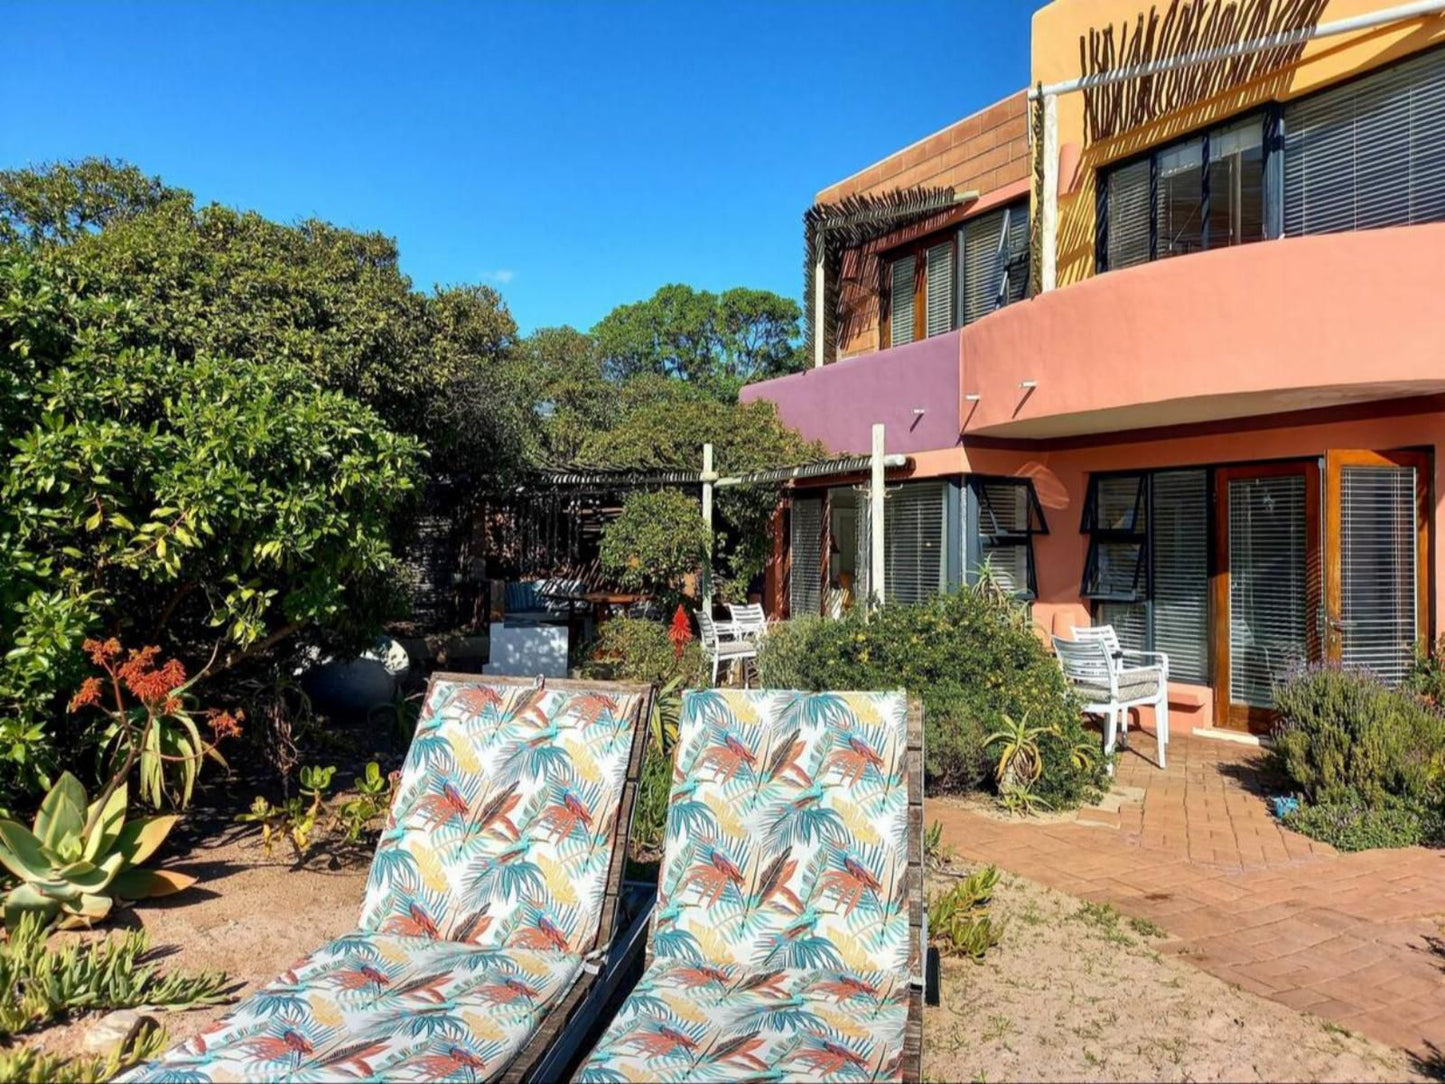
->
[1120,649,1168,667]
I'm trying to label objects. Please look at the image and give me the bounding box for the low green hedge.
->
[1273,663,1445,850]
[757,587,1105,807]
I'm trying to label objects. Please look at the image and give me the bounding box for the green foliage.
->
[0,1022,167,1084]
[1283,791,1440,851]
[599,490,711,600]
[1407,636,1445,708]
[0,774,189,930]
[584,616,704,688]
[631,744,671,858]
[334,761,393,844]
[518,326,613,464]
[578,379,821,600]
[235,764,335,858]
[0,240,422,800]
[0,158,181,246]
[929,865,1004,963]
[591,283,806,401]
[755,588,1104,806]
[1273,665,1445,807]
[0,911,227,1040]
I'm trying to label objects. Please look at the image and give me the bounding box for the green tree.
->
[591,283,805,400]
[516,325,613,463]
[580,377,822,599]
[1,159,524,471]
[0,219,422,805]
[599,490,711,601]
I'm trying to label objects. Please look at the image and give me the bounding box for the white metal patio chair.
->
[726,602,769,642]
[1053,634,1169,770]
[1072,624,1170,764]
[697,610,758,686]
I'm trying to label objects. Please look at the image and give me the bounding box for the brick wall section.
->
[821,91,1031,358]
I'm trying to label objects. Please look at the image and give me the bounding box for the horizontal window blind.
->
[1098,602,1148,655]
[962,203,1027,325]
[925,240,955,337]
[1228,474,1309,709]
[885,482,945,605]
[790,495,824,618]
[1340,465,1417,686]
[889,255,916,346]
[1106,159,1152,270]
[1285,46,1445,235]
[1151,470,1209,683]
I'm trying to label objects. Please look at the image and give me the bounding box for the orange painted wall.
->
[1031,0,1445,285]
[818,93,1032,358]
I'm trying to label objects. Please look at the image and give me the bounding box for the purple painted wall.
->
[740,331,963,456]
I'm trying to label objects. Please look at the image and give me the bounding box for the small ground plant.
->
[929,864,1004,963]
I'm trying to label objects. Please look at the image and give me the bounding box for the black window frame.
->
[1080,471,1150,602]
[883,197,1030,346]
[965,475,1049,600]
[1096,105,1281,273]
[1082,468,1213,685]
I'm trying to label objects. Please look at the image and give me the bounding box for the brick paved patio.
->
[930,726,1445,1058]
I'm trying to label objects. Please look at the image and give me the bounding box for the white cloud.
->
[481,268,517,284]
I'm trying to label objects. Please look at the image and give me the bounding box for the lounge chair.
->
[575,688,925,1083]
[125,673,653,1084]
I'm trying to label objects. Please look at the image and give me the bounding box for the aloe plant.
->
[0,772,192,930]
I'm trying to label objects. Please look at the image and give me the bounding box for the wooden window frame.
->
[880,236,941,349]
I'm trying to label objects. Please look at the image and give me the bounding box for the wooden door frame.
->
[1323,448,1433,663]
[1211,459,1321,732]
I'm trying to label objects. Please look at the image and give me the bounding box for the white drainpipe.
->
[1029,0,1445,292]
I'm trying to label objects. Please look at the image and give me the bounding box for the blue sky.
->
[2,1,1032,333]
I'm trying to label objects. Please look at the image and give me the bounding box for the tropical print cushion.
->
[123,933,581,1082]
[652,690,911,975]
[359,679,643,954]
[577,958,909,1083]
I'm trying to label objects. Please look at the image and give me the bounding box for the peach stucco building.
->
[742,0,1445,733]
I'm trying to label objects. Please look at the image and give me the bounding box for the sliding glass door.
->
[1213,462,1321,731]
[1325,450,1429,684]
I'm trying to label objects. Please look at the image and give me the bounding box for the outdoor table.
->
[540,589,648,640]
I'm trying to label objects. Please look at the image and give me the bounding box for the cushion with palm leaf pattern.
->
[577,958,909,1083]
[123,932,583,1082]
[652,690,911,976]
[359,679,644,955]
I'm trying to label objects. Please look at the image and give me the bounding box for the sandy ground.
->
[29,821,371,1062]
[924,864,1427,1084]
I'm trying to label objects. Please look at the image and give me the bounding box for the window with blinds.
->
[1081,473,1149,601]
[1151,470,1210,683]
[961,201,1028,325]
[1085,470,1209,684]
[884,482,946,605]
[1340,465,1418,686]
[925,240,955,337]
[1104,159,1152,270]
[789,495,824,618]
[1228,474,1309,709]
[967,476,1048,599]
[1285,46,1445,236]
[888,255,916,347]
[1100,116,1265,271]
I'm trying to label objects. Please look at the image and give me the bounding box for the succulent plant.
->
[0,772,192,929]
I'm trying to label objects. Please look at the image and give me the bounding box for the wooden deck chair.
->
[574,689,925,1084]
[124,673,654,1084]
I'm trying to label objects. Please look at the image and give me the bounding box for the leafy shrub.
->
[631,744,671,859]
[1273,664,1445,807]
[599,489,711,601]
[756,587,1103,806]
[583,617,703,689]
[0,1023,166,1084]
[1407,636,1445,708]
[1283,792,1440,852]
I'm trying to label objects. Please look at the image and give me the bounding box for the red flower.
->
[209,710,243,741]
[67,677,103,713]
[117,646,187,706]
[83,638,121,667]
[669,605,693,659]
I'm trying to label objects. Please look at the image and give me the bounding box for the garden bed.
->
[925,865,1424,1083]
